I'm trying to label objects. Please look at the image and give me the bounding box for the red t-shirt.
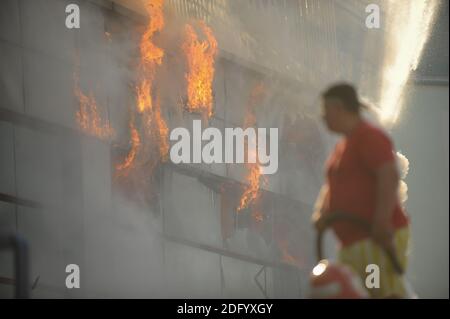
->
[324,120,409,247]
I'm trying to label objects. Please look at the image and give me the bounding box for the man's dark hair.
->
[322,83,363,113]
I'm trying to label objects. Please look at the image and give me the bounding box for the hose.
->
[316,212,404,275]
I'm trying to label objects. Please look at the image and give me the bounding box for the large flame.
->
[378,0,439,126]
[140,0,165,68]
[183,21,218,118]
[138,0,168,164]
[73,70,114,140]
[138,0,165,114]
[238,164,265,211]
[116,0,169,176]
[237,83,267,215]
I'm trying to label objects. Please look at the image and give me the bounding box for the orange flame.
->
[137,0,164,113]
[138,0,168,163]
[136,79,153,113]
[183,21,218,118]
[143,96,169,162]
[116,117,140,174]
[140,0,164,68]
[116,0,168,176]
[237,83,267,214]
[153,98,169,161]
[73,71,114,140]
[238,163,266,212]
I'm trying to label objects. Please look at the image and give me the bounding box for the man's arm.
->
[372,161,400,245]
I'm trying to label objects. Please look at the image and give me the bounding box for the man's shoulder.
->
[357,120,391,142]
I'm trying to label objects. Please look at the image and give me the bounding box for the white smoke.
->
[396,151,410,206]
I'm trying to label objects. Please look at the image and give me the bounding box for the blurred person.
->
[312,83,411,298]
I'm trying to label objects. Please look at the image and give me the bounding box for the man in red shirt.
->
[312,83,411,298]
